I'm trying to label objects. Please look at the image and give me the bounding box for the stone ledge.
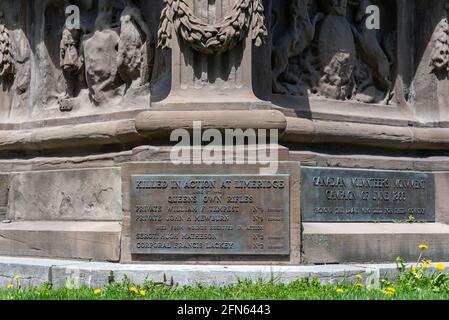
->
[0,256,85,288]
[2,111,449,152]
[0,256,368,289]
[49,263,366,289]
[303,223,449,264]
[0,256,447,289]
[0,221,122,262]
[135,110,288,136]
[0,119,140,151]
[284,117,449,150]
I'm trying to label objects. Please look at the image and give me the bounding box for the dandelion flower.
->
[93,289,102,295]
[355,283,364,288]
[436,263,446,271]
[419,244,429,251]
[386,287,396,293]
[355,274,363,280]
[384,290,394,296]
[422,262,430,269]
[7,284,13,289]
[130,287,138,294]
[140,290,146,297]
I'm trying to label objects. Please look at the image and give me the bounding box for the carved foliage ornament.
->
[158,0,267,55]
[430,1,449,73]
[0,13,14,80]
[430,19,449,73]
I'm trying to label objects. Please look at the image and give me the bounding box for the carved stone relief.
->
[0,3,31,121]
[272,0,396,105]
[156,0,267,104]
[0,11,14,82]
[158,0,267,55]
[0,0,444,125]
[83,0,123,106]
[57,0,155,110]
[430,3,449,75]
[59,26,85,111]
[117,0,154,90]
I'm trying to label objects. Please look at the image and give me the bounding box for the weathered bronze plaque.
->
[131,175,290,255]
[301,168,435,222]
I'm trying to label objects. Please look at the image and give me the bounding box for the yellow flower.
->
[355,282,364,288]
[386,287,396,293]
[355,274,363,280]
[384,290,394,296]
[140,290,146,297]
[419,244,429,251]
[14,275,21,280]
[93,289,102,295]
[7,284,13,289]
[436,263,446,271]
[130,287,138,294]
[422,262,430,269]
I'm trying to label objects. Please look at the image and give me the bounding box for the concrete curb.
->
[0,256,446,289]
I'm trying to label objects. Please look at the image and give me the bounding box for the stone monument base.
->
[0,142,447,265]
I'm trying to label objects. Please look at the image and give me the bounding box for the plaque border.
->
[300,167,436,223]
[130,174,291,256]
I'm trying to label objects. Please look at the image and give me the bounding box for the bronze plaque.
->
[131,175,290,255]
[301,168,435,222]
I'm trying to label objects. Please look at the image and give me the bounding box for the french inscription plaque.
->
[301,168,435,222]
[131,175,290,255]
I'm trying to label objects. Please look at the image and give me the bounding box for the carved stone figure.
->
[315,0,356,100]
[272,0,395,104]
[117,0,154,90]
[83,0,124,105]
[351,0,393,103]
[271,0,321,95]
[59,25,85,111]
[0,11,14,81]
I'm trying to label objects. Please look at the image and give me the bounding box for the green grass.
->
[1,251,449,300]
[1,276,449,300]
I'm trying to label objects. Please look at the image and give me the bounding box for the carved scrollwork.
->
[157,0,267,55]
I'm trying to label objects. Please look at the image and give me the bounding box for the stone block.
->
[434,172,449,224]
[0,256,84,288]
[9,168,122,221]
[51,263,368,289]
[0,221,122,262]
[303,223,449,264]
